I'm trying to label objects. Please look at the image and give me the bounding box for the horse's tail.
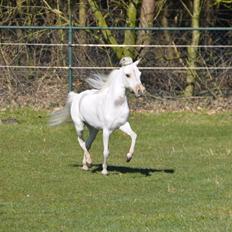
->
[49,91,77,126]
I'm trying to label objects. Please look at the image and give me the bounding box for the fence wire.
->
[0,27,232,108]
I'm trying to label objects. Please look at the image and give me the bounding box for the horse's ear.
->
[134,59,141,66]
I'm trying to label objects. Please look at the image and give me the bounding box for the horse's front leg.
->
[119,122,137,162]
[102,128,112,175]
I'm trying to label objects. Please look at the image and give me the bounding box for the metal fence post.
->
[68,15,73,92]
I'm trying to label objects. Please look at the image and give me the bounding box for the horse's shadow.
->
[70,163,175,176]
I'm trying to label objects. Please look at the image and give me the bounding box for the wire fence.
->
[0,26,232,108]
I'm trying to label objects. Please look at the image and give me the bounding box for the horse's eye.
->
[126,74,130,78]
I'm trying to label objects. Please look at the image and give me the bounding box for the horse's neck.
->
[107,70,126,100]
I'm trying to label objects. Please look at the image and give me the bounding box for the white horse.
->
[49,59,145,175]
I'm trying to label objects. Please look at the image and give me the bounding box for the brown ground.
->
[1,78,232,114]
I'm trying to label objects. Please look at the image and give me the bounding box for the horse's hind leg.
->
[119,122,137,162]
[85,125,98,151]
[74,121,92,170]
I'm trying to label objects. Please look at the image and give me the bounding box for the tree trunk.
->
[123,0,140,58]
[137,0,155,47]
[79,0,87,28]
[78,0,88,65]
[161,4,176,59]
[87,0,123,58]
[184,0,201,96]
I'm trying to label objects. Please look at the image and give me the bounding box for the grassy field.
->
[0,108,232,232]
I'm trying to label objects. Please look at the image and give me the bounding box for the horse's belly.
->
[78,91,129,130]
[79,94,105,129]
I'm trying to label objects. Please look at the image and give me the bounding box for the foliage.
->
[1,109,232,231]
[214,0,232,4]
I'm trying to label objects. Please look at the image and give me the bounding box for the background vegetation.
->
[0,0,232,108]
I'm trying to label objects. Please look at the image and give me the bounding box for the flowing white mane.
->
[86,69,119,90]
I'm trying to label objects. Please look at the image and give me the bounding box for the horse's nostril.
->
[139,86,145,96]
[141,86,146,93]
[137,88,143,97]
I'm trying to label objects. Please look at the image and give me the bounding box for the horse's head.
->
[121,59,145,97]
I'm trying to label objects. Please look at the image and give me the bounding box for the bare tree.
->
[184,0,201,96]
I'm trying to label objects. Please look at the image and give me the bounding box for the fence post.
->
[68,15,73,92]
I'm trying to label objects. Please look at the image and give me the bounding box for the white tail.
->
[49,91,77,126]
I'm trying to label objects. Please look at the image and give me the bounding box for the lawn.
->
[0,109,232,232]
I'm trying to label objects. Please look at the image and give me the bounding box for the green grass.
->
[1,109,232,232]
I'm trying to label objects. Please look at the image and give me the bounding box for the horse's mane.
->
[86,69,119,90]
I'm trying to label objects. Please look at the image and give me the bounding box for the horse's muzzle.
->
[134,84,146,97]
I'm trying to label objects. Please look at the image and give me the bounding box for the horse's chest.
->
[106,104,129,129]
[114,95,126,106]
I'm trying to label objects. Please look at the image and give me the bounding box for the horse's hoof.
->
[126,153,132,162]
[82,165,89,171]
[101,169,108,175]
[86,162,92,168]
